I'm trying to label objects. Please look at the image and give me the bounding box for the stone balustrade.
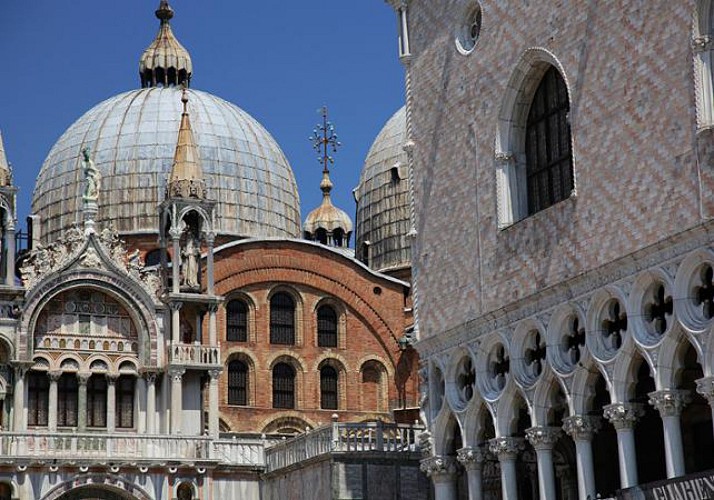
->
[167,342,220,367]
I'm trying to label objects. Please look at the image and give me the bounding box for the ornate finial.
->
[167,91,206,200]
[140,1,192,88]
[156,0,174,23]
[310,106,341,180]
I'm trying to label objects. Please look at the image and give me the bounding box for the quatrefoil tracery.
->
[564,316,586,366]
[601,300,626,351]
[644,283,673,336]
[488,345,510,392]
[524,331,546,379]
[457,358,476,402]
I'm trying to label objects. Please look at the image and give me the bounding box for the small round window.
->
[456,3,482,55]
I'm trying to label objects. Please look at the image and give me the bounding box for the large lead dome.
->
[31,2,300,244]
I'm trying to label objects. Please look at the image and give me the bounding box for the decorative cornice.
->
[416,222,714,358]
[648,390,691,417]
[562,415,601,441]
[603,403,644,430]
[488,437,524,460]
[419,455,459,481]
[525,427,562,450]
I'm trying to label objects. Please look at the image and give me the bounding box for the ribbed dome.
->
[355,107,410,273]
[32,87,301,243]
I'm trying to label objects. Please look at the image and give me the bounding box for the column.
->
[562,415,601,500]
[457,446,484,500]
[169,368,185,434]
[12,364,29,432]
[696,376,714,438]
[106,374,117,433]
[603,403,643,489]
[77,372,91,432]
[208,369,220,438]
[170,302,182,344]
[420,455,459,500]
[47,371,61,432]
[5,219,15,286]
[525,427,562,500]
[144,371,157,434]
[489,437,523,500]
[171,231,181,294]
[208,304,217,346]
[649,389,689,478]
[206,234,215,295]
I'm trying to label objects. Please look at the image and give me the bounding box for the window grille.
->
[116,376,135,429]
[525,66,574,215]
[228,360,248,406]
[28,371,49,427]
[320,366,339,410]
[226,300,248,342]
[317,305,338,347]
[272,363,295,409]
[270,293,296,345]
[86,375,107,428]
[57,374,78,427]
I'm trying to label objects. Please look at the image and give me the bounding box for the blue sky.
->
[0,1,405,238]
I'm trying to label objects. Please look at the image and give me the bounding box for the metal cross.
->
[310,106,341,174]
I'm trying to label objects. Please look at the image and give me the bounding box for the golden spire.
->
[0,131,13,187]
[139,0,193,88]
[167,89,205,199]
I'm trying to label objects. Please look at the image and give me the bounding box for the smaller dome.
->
[139,1,193,88]
[303,170,353,248]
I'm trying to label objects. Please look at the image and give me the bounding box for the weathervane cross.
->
[310,106,341,174]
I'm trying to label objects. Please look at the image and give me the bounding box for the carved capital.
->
[208,369,221,381]
[419,455,459,482]
[488,437,524,461]
[456,447,484,470]
[696,376,714,406]
[142,370,159,385]
[603,403,644,430]
[47,370,63,383]
[76,371,92,385]
[207,303,219,314]
[105,373,119,385]
[11,362,33,378]
[648,390,690,417]
[693,35,713,52]
[562,415,601,441]
[495,151,514,162]
[525,426,562,450]
[168,368,185,382]
[169,302,183,313]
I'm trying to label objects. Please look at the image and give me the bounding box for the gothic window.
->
[28,371,49,427]
[116,376,135,429]
[270,293,295,345]
[228,360,248,406]
[57,373,78,428]
[226,299,248,342]
[317,305,338,348]
[525,66,574,215]
[86,375,107,428]
[320,365,339,410]
[272,363,296,409]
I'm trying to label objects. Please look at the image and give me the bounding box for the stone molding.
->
[525,426,562,450]
[648,390,691,417]
[420,455,459,482]
[562,415,601,441]
[488,437,524,460]
[456,446,484,470]
[603,403,644,430]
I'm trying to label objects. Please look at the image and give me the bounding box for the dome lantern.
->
[303,107,353,248]
[139,0,193,88]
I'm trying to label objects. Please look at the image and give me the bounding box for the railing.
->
[0,432,263,467]
[168,342,220,367]
[265,422,423,473]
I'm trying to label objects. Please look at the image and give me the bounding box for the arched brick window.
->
[525,66,573,215]
[116,375,135,429]
[361,361,386,412]
[57,373,78,427]
[28,371,49,427]
[273,363,296,409]
[228,360,249,406]
[87,375,107,428]
[317,305,338,348]
[270,293,295,345]
[320,365,339,410]
[226,299,248,342]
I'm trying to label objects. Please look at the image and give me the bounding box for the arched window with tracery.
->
[116,376,135,429]
[317,305,338,348]
[320,365,339,410]
[86,375,107,428]
[228,360,249,406]
[57,373,78,428]
[525,65,573,215]
[273,362,296,409]
[28,371,49,427]
[226,299,248,342]
[270,293,295,345]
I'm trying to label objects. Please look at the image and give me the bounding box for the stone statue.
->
[82,147,101,201]
[181,237,199,288]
